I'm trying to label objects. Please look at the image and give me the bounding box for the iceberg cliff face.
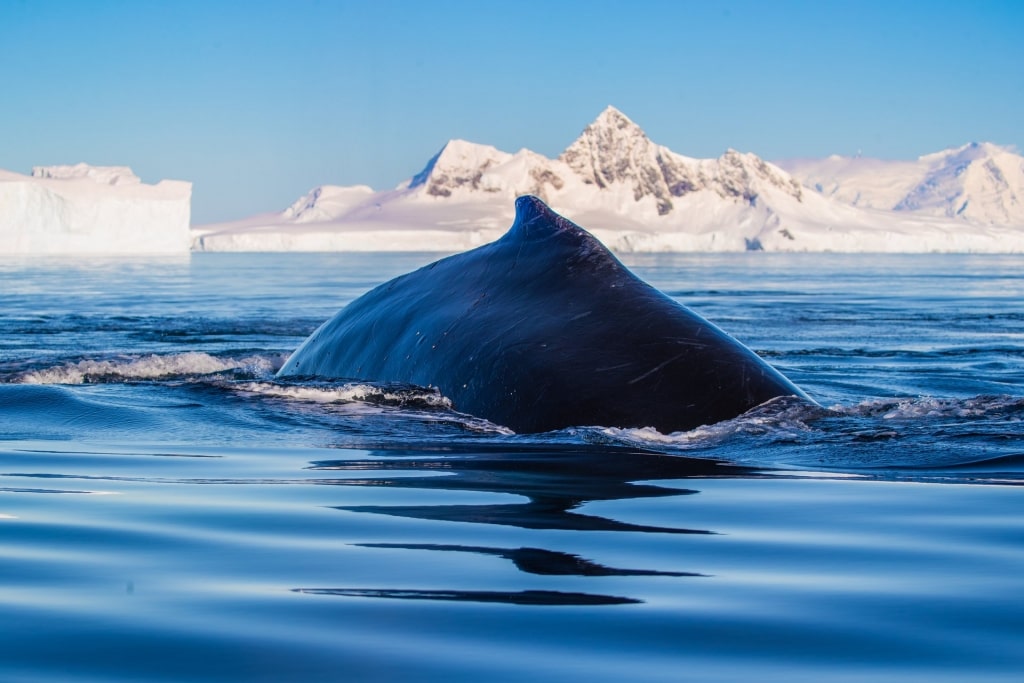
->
[0,165,191,255]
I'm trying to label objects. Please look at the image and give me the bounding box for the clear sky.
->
[2,0,1021,223]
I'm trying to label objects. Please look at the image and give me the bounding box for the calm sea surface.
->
[1,252,1022,682]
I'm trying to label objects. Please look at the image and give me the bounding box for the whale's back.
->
[277,196,808,433]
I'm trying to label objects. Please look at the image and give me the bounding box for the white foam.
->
[593,396,823,447]
[232,381,453,409]
[15,352,279,385]
[842,395,1023,420]
[230,381,520,434]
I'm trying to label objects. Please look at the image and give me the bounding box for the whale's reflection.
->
[355,543,703,577]
[293,587,642,606]
[303,445,740,605]
[309,444,750,534]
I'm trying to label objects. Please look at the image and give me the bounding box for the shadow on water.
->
[296,445,748,606]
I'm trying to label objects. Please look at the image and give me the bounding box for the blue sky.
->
[2,0,1021,223]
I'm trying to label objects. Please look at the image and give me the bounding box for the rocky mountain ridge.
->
[403,106,806,219]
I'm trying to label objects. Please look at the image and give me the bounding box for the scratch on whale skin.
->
[627,352,687,385]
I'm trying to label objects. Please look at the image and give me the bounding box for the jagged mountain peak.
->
[591,105,642,131]
[398,107,809,217]
[561,106,651,162]
[407,138,512,197]
[388,106,817,223]
[557,110,805,214]
[558,106,666,207]
[715,149,804,199]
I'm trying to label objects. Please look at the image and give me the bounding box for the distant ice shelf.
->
[0,164,191,255]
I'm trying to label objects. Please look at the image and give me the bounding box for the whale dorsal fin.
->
[503,196,622,269]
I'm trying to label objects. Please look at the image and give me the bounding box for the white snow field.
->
[0,163,191,255]
[779,142,1024,227]
[194,107,1024,254]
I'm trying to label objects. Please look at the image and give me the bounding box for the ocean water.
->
[1,252,1022,683]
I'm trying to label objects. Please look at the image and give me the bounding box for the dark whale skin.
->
[277,195,811,433]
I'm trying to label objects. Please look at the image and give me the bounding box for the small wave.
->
[229,380,514,435]
[763,346,1024,359]
[580,393,1023,475]
[11,352,285,385]
[586,396,830,451]
[838,395,1024,420]
[923,452,1024,471]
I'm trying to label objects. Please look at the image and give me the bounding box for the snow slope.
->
[194,108,1024,253]
[1,164,192,254]
[779,142,1024,226]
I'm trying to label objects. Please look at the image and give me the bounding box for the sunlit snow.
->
[194,108,1024,254]
[0,164,191,254]
[5,109,1022,256]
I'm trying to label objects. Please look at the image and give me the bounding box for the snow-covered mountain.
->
[779,142,1024,226]
[1,164,192,254]
[194,108,1024,253]
[559,106,807,215]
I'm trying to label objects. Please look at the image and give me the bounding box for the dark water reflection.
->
[294,587,643,606]
[312,446,742,534]
[355,544,700,577]
[300,447,733,605]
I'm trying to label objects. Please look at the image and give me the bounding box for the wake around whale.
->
[277,196,812,433]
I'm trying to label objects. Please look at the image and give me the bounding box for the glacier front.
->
[0,163,192,255]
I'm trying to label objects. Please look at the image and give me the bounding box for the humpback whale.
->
[277,196,811,433]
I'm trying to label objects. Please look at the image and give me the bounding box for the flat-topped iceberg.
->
[0,164,191,255]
